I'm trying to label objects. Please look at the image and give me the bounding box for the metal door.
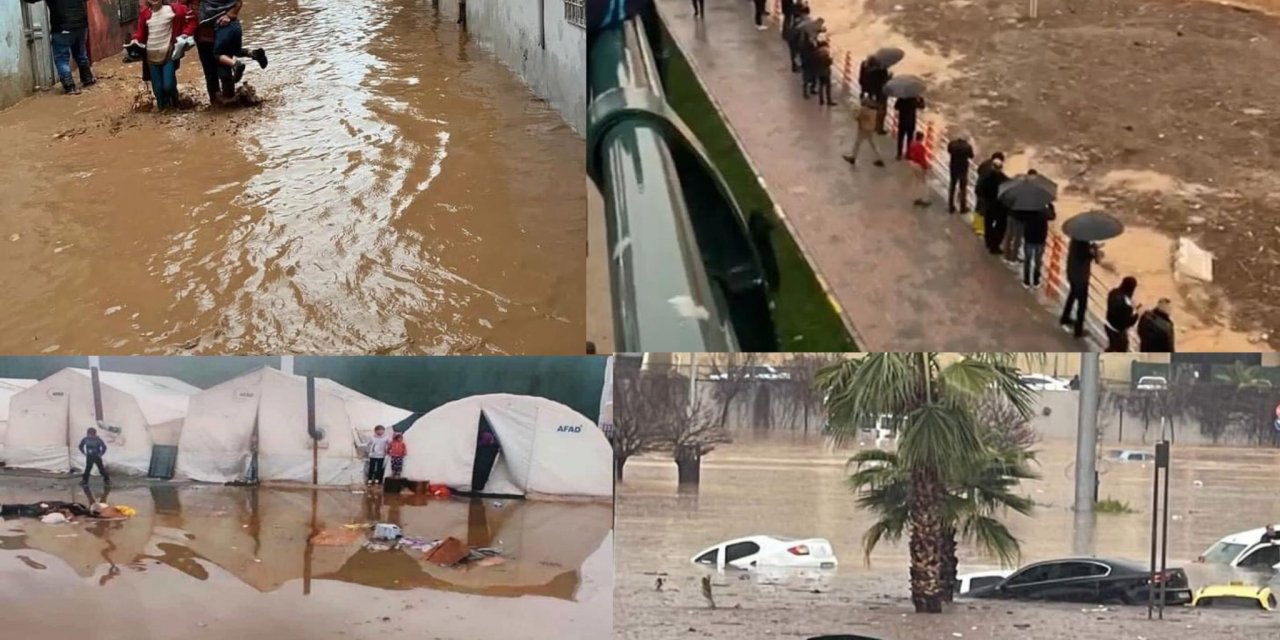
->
[19,1,55,89]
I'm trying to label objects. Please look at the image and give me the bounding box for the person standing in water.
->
[132,0,197,111]
[366,425,391,485]
[196,0,268,98]
[78,427,110,487]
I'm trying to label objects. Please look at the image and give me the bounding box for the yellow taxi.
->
[1191,583,1277,611]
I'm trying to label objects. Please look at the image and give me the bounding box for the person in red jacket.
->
[388,433,409,479]
[129,0,197,110]
[905,132,932,207]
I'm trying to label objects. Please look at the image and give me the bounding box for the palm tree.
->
[818,353,1035,613]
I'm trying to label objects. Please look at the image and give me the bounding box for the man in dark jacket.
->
[1137,299,1175,352]
[24,0,94,94]
[1104,276,1141,352]
[863,62,891,134]
[975,156,1008,254]
[1059,240,1099,339]
[786,6,812,73]
[780,0,795,31]
[894,96,925,160]
[946,136,974,214]
[77,427,110,486]
[1021,202,1055,287]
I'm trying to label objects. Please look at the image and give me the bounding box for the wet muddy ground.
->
[0,475,611,640]
[807,0,1280,350]
[0,0,584,355]
[616,434,1280,639]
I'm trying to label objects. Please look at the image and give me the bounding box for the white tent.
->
[176,367,412,485]
[0,378,37,461]
[400,394,612,500]
[3,369,199,474]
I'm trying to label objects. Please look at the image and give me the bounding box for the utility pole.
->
[1075,353,1100,512]
[688,353,698,408]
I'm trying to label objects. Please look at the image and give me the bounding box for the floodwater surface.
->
[0,0,584,355]
[0,483,612,640]
[617,433,1280,639]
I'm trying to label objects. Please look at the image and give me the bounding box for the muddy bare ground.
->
[833,0,1280,347]
[0,474,611,640]
[616,434,1280,639]
[0,0,584,355]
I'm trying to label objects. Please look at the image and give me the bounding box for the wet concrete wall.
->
[0,2,35,109]
[463,0,586,134]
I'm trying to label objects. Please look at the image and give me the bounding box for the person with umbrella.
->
[1137,299,1176,352]
[998,169,1057,263]
[888,78,926,159]
[1059,239,1099,339]
[1021,200,1056,288]
[946,134,974,214]
[1104,276,1141,352]
[975,155,1009,253]
[861,58,892,134]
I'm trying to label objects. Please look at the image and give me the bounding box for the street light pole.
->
[1075,353,1100,512]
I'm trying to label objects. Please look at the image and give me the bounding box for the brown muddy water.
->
[616,433,1280,639]
[0,480,612,639]
[0,0,584,355]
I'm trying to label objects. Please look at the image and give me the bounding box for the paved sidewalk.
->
[656,0,1078,350]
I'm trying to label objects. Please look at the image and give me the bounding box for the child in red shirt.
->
[906,132,932,207]
[388,433,408,479]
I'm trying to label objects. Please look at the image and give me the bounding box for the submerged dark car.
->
[964,557,1193,606]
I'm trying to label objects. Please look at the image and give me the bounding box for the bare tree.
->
[611,355,664,481]
[975,392,1039,454]
[705,353,761,429]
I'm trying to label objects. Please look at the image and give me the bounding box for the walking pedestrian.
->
[198,0,269,96]
[814,35,834,105]
[1022,202,1054,288]
[1104,276,1141,352]
[1137,299,1176,352]
[691,0,705,18]
[894,96,925,159]
[1059,240,1099,339]
[132,0,197,111]
[946,135,974,214]
[976,156,1008,253]
[842,96,886,168]
[366,425,391,485]
[24,0,95,94]
[906,132,932,207]
[77,427,110,486]
[752,0,768,30]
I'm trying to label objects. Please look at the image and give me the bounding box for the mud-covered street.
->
[0,0,584,355]
[616,434,1280,639]
[0,475,612,640]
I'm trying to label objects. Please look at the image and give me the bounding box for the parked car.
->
[706,365,790,381]
[691,535,838,570]
[1107,449,1156,462]
[955,569,1013,595]
[963,557,1193,605]
[1136,376,1168,391]
[1196,526,1280,570]
[1192,583,1277,610]
[1019,374,1071,391]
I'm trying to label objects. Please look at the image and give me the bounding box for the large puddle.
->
[0,0,584,355]
[0,484,611,639]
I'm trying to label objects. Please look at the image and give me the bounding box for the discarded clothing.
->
[2,501,93,519]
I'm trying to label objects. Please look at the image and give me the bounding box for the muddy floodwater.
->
[616,433,1280,639]
[0,478,611,640]
[0,0,584,355]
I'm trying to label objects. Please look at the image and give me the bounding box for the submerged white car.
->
[692,535,838,570]
[955,569,1013,595]
[1197,525,1280,570]
[1019,374,1071,391]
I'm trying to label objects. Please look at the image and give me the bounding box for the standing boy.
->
[366,425,391,485]
[78,427,110,486]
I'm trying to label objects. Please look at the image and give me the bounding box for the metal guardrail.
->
[586,12,779,352]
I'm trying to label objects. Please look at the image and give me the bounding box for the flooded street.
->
[616,433,1280,639]
[0,477,611,640]
[0,0,584,355]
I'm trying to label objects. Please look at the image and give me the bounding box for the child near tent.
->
[366,425,391,485]
[388,434,408,479]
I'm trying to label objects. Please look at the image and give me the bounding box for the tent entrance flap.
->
[471,411,501,493]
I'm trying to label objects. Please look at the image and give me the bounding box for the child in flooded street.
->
[388,433,408,479]
[196,0,269,99]
[131,0,198,111]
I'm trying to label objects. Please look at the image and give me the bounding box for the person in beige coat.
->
[842,96,886,168]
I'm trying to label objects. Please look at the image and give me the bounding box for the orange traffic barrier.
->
[1044,235,1066,299]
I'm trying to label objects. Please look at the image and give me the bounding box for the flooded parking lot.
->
[0,0,584,355]
[1,477,611,640]
[616,433,1280,639]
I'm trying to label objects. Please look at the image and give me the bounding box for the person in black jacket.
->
[813,35,834,105]
[1104,276,1141,352]
[786,6,812,73]
[780,0,795,31]
[1137,299,1176,352]
[1059,240,1099,339]
[894,96,925,159]
[946,136,974,214]
[975,157,1008,254]
[1022,202,1055,287]
[24,0,94,94]
[863,62,891,134]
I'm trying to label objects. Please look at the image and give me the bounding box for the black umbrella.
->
[997,173,1058,211]
[1062,210,1126,242]
[871,47,905,67]
[884,75,926,99]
